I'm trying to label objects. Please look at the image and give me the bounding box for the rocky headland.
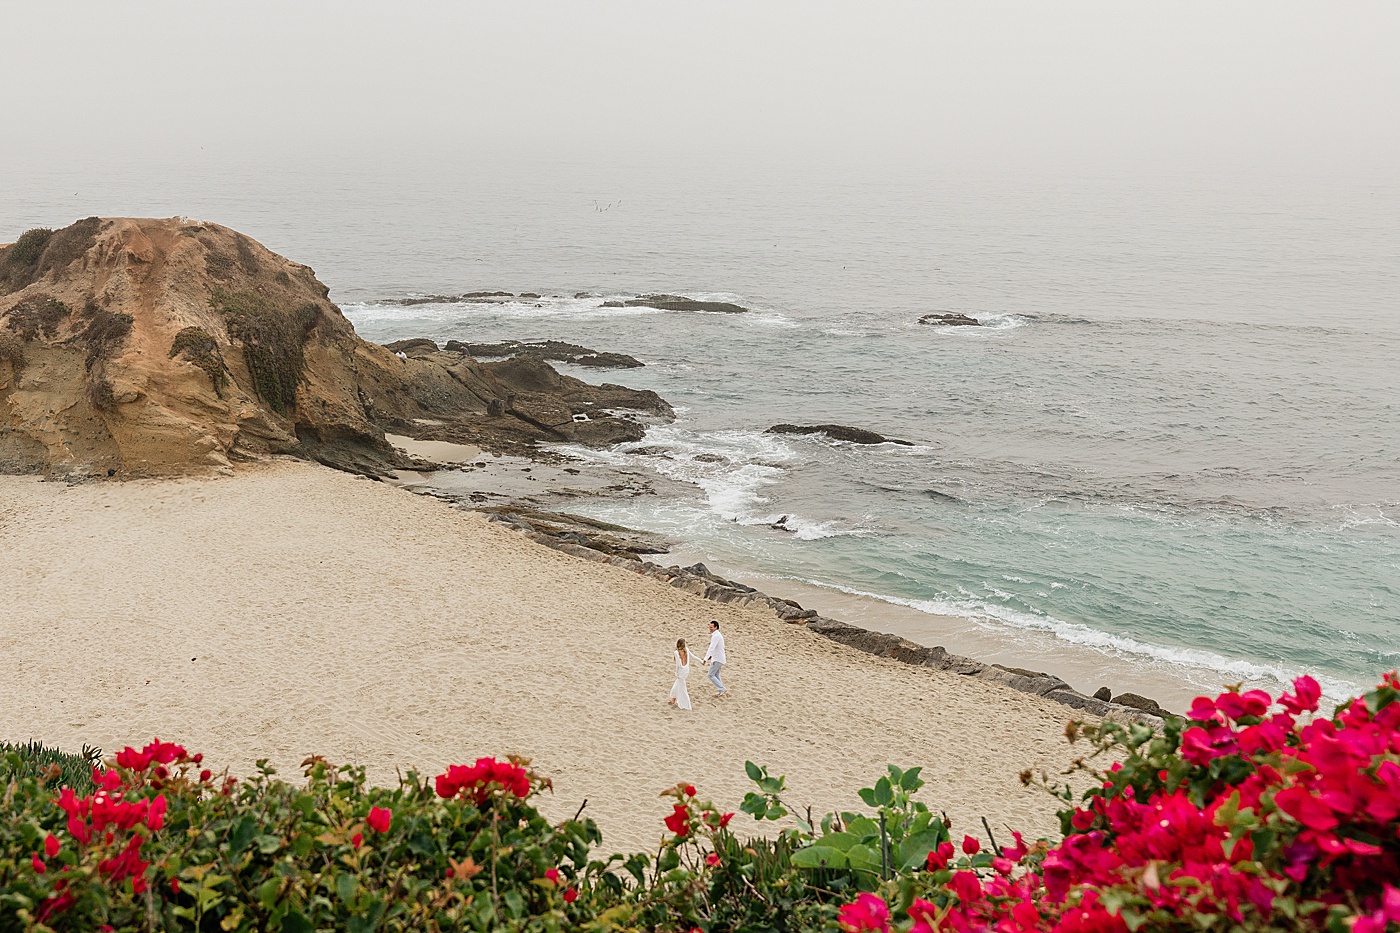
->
[0,218,669,476]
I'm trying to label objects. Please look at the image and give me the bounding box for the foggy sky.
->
[4,1,1399,174]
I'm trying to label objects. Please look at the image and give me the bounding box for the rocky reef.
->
[918,313,981,326]
[0,218,669,477]
[600,294,748,314]
[441,339,643,369]
[766,423,914,446]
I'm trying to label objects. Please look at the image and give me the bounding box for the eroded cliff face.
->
[0,218,669,476]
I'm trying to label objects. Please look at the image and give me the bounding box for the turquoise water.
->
[5,154,1398,704]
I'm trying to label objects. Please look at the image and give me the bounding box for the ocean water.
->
[5,154,1398,708]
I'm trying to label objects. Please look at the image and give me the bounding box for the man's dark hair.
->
[710,620,719,629]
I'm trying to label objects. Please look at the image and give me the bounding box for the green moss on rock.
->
[210,287,319,414]
[168,326,229,396]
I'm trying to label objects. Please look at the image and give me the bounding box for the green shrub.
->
[4,295,70,342]
[0,332,24,372]
[75,306,134,371]
[168,326,229,395]
[210,288,319,414]
[0,741,101,795]
[7,229,54,268]
[3,745,598,932]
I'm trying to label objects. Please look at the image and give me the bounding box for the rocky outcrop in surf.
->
[600,294,748,314]
[919,313,980,326]
[766,423,914,446]
[441,339,643,369]
[0,218,671,477]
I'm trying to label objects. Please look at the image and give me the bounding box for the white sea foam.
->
[787,576,1366,704]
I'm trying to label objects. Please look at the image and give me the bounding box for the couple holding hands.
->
[667,620,727,711]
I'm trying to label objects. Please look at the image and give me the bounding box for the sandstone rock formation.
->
[0,218,670,477]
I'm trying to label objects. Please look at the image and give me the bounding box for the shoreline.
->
[382,436,1179,721]
[1,458,1101,853]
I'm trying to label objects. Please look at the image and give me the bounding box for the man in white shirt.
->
[703,620,727,697]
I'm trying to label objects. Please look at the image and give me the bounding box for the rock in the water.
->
[918,312,981,327]
[601,294,748,314]
[445,339,642,369]
[766,423,915,446]
[383,338,440,354]
[1093,686,1113,702]
[1112,692,1170,717]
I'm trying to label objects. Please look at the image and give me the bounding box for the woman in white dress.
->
[668,638,692,710]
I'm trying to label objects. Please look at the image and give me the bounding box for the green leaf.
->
[791,845,848,869]
[899,767,923,791]
[256,834,283,854]
[845,817,879,839]
[658,846,680,872]
[857,788,878,807]
[896,829,946,870]
[257,879,281,909]
[228,813,258,859]
[745,761,763,782]
[873,777,894,807]
[765,803,788,820]
[845,844,883,874]
[814,831,862,852]
[280,909,313,933]
[336,873,357,904]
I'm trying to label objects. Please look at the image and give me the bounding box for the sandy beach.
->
[2,461,1091,852]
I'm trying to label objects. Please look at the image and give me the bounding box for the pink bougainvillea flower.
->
[563,887,578,903]
[927,841,955,871]
[838,892,890,932]
[32,854,46,874]
[1279,675,1322,715]
[366,806,392,833]
[1273,786,1340,832]
[351,832,363,848]
[544,868,560,886]
[684,784,696,796]
[961,834,981,855]
[664,803,691,837]
[718,811,734,828]
[44,834,60,858]
[706,853,721,866]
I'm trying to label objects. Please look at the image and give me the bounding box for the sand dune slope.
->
[1,462,1087,852]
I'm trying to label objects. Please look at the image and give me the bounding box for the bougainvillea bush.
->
[832,673,1400,933]
[3,672,1398,932]
[0,746,597,932]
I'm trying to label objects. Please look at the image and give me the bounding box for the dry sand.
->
[1,461,1090,852]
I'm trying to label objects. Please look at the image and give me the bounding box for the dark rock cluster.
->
[767,423,915,446]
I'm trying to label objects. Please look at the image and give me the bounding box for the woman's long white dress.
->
[669,650,692,710]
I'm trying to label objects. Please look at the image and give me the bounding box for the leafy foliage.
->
[74,306,133,371]
[209,288,319,414]
[4,675,1399,932]
[7,229,55,268]
[4,295,70,341]
[1,742,102,796]
[168,326,229,395]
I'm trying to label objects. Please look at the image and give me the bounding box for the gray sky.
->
[5,1,1399,174]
